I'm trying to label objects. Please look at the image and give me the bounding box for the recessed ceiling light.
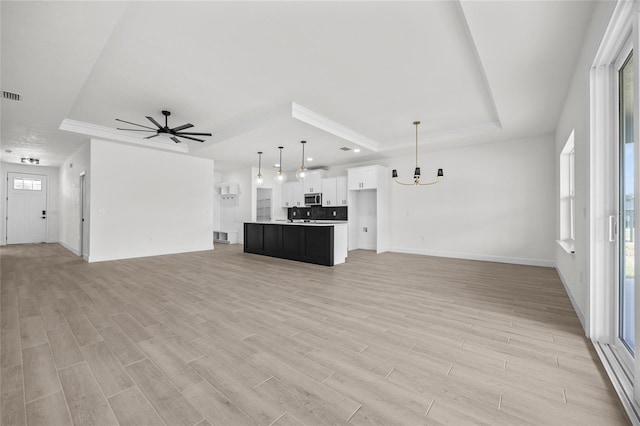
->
[354,148,361,153]
[307,157,313,162]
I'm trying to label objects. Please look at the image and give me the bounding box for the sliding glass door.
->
[617,49,635,360]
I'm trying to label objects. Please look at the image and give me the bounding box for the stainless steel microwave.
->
[304,193,322,206]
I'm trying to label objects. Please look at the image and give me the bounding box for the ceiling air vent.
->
[2,91,21,101]
[339,146,351,151]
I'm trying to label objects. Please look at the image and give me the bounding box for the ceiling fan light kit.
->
[392,121,443,186]
[116,110,212,143]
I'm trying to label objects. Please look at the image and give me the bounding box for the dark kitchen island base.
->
[244,222,348,266]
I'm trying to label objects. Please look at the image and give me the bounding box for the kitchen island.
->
[244,221,348,266]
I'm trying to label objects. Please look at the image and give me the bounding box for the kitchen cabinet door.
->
[336,176,348,205]
[321,177,337,207]
[348,166,377,190]
[292,182,304,207]
[303,173,322,194]
[281,182,294,208]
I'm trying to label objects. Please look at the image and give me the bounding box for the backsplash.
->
[288,206,348,221]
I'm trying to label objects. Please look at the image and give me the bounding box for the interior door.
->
[6,172,47,244]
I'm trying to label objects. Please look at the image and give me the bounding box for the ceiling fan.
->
[115,110,212,143]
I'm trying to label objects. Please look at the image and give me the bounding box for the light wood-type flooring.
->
[0,243,629,426]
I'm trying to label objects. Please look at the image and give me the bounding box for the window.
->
[13,178,42,191]
[559,130,575,252]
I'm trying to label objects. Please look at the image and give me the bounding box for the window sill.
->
[556,239,575,255]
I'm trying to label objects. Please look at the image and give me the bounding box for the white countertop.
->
[246,221,348,227]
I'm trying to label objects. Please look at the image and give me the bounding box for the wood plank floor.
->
[0,243,629,426]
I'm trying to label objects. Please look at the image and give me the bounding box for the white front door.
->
[6,172,48,244]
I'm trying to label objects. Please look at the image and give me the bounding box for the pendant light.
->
[392,121,443,186]
[274,146,287,184]
[295,140,308,182]
[255,151,264,186]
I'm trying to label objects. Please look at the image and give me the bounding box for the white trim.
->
[390,246,555,267]
[291,103,379,152]
[556,266,586,331]
[556,239,575,255]
[60,119,189,153]
[590,60,618,343]
[593,1,635,67]
[454,0,502,131]
[58,240,80,256]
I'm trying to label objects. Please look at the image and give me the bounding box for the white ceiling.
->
[1,1,596,172]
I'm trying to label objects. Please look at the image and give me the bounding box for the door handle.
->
[609,214,617,242]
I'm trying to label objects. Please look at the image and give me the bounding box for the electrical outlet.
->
[363,227,368,232]
[306,211,310,216]
[333,211,336,216]
[293,211,297,216]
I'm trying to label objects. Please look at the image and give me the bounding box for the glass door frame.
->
[613,38,636,375]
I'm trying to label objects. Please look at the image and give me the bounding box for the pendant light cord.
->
[415,122,419,170]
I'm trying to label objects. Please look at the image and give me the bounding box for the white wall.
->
[392,135,555,265]
[554,1,616,329]
[0,162,60,245]
[213,171,222,231]
[88,139,214,262]
[331,134,556,266]
[58,143,90,255]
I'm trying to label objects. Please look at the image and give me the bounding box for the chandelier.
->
[392,121,443,186]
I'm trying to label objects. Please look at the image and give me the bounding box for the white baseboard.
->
[58,240,80,256]
[390,246,555,267]
[349,244,376,251]
[556,266,586,331]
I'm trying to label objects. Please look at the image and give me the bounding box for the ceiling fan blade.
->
[144,134,159,139]
[174,134,205,142]
[175,132,212,136]
[146,116,163,129]
[171,123,194,132]
[116,128,156,132]
[171,136,181,144]
[115,119,156,130]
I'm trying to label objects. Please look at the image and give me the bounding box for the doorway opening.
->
[79,172,88,258]
[257,188,272,222]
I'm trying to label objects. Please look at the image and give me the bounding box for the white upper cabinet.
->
[348,166,378,190]
[336,176,348,206]
[292,182,304,207]
[322,176,348,207]
[282,182,304,207]
[281,182,294,208]
[321,178,337,206]
[303,170,325,193]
